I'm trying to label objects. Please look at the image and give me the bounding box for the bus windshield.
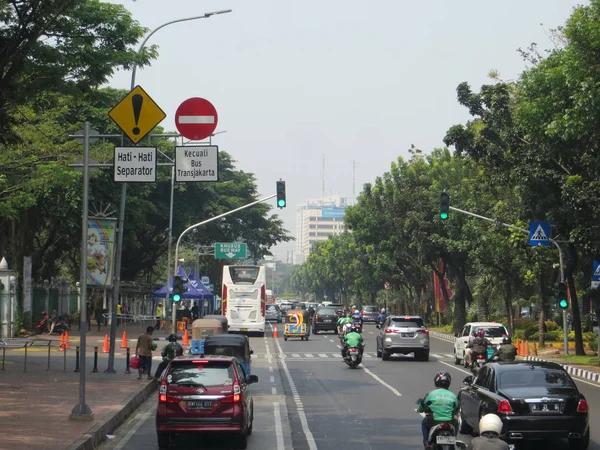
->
[228,266,260,285]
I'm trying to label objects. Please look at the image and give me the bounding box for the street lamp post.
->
[106,9,232,373]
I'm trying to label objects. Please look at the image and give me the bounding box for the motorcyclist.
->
[416,372,459,448]
[341,325,364,358]
[154,333,184,379]
[466,329,490,367]
[470,414,509,450]
[337,313,353,335]
[351,308,363,329]
[493,336,517,362]
[376,308,387,325]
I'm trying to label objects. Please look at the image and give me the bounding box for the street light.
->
[107,9,233,373]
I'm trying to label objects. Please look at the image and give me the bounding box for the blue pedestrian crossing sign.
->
[528,221,551,246]
[593,261,600,281]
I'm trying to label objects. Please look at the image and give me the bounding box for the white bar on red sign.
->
[178,115,215,124]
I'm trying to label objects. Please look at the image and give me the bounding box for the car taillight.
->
[314,314,318,320]
[497,400,514,414]
[385,328,395,333]
[233,381,241,403]
[577,399,588,413]
[417,329,429,334]
[222,285,227,315]
[477,354,484,359]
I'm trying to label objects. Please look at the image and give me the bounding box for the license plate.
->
[349,350,358,355]
[436,436,456,444]
[323,319,332,323]
[240,328,248,332]
[531,402,559,412]
[187,400,212,409]
[401,333,414,337]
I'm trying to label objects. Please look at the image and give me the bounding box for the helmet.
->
[477,329,486,337]
[41,311,47,316]
[502,336,512,345]
[434,372,451,389]
[168,334,178,342]
[479,414,503,435]
[381,308,386,313]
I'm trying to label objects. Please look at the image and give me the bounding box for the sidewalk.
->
[0,322,174,450]
[430,330,600,384]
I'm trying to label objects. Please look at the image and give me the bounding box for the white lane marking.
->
[328,339,335,343]
[274,402,285,450]
[304,353,314,358]
[270,376,275,383]
[178,115,215,124]
[292,353,301,358]
[336,345,342,349]
[269,366,274,373]
[368,331,374,335]
[272,386,277,395]
[113,411,153,449]
[359,365,402,396]
[438,360,470,375]
[274,336,318,450]
[318,353,328,358]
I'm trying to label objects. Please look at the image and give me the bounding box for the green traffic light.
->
[440,212,448,220]
[173,294,181,303]
[277,199,286,208]
[559,299,568,309]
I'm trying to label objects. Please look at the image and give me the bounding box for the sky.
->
[107,0,583,261]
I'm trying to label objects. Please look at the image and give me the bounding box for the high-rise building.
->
[295,195,348,264]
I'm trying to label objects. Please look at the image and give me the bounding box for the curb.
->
[430,331,600,386]
[523,355,600,385]
[66,381,158,450]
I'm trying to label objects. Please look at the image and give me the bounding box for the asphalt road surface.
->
[99,323,600,449]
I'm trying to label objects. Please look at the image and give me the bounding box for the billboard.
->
[86,218,116,286]
[321,208,345,219]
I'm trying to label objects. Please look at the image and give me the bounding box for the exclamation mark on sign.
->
[132,94,143,135]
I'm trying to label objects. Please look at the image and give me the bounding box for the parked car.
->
[453,322,509,366]
[265,304,282,323]
[313,307,339,334]
[458,361,589,448]
[376,315,429,361]
[361,305,379,323]
[156,355,258,449]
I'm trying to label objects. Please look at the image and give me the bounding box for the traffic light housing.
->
[440,192,450,220]
[556,281,568,310]
[276,180,286,208]
[173,276,188,303]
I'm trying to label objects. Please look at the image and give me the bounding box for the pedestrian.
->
[94,304,103,331]
[135,326,155,381]
[155,303,163,330]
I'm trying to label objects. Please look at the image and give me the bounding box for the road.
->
[100,323,600,449]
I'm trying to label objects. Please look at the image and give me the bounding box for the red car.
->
[156,355,258,449]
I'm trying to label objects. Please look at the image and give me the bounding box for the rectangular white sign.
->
[23,256,32,313]
[175,146,219,182]
[113,147,157,182]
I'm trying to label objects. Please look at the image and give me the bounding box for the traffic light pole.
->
[171,193,277,333]
[448,205,569,354]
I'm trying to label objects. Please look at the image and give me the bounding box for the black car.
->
[361,305,379,323]
[313,307,339,334]
[458,361,589,449]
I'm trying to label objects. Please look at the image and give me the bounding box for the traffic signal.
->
[173,276,188,303]
[440,192,450,220]
[556,281,568,310]
[276,180,286,208]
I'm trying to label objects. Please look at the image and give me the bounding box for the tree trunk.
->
[538,271,546,346]
[566,244,585,356]
[478,292,489,321]
[503,277,514,335]
[452,267,468,333]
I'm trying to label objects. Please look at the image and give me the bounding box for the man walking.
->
[135,326,155,381]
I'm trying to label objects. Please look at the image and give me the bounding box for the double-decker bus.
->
[221,265,266,337]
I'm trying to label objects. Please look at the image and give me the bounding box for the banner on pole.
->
[86,218,116,286]
[23,256,32,312]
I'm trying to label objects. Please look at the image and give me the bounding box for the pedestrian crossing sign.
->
[528,221,551,247]
[593,261,600,281]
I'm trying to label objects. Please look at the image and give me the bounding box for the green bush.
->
[567,331,597,342]
[587,338,598,352]
[513,317,537,330]
[545,321,559,331]
[545,330,563,341]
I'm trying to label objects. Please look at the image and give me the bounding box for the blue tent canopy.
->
[152,266,208,300]
[188,269,214,298]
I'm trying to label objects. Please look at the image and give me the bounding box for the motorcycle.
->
[469,345,497,376]
[344,344,364,369]
[35,311,50,335]
[47,315,70,335]
[415,406,467,450]
[352,318,362,333]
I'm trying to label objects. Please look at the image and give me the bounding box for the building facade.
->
[295,195,348,264]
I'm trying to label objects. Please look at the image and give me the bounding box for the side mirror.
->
[248,374,259,384]
[375,324,380,329]
[249,349,254,354]
[463,376,473,385]
[454,332,460,338]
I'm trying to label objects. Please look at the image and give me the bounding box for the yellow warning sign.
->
[108,85,166,144]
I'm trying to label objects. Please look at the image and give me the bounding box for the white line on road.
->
[368,331,374,335]
[113,411,153,449]
[359,365,402,397]
[274,337,318,450]
[304,354,314,358]
[270,376,275,383]
[318,353,328,358]
[273,402,285,450]
[438,360,470,375]
[336,344,342,349]
[272,386,277,395]
[269,366,274,373]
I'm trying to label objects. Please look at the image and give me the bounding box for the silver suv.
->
[376,315,429,361]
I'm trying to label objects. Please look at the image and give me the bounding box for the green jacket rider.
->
[493,337,517,362]
[344,330,363,347]
[417,372,459,446]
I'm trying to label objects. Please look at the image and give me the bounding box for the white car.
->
[453,322,509,366]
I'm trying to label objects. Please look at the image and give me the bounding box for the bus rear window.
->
[229,267,259,284]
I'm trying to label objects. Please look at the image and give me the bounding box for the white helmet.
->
[478,414,503,435]
[381,308,386,313]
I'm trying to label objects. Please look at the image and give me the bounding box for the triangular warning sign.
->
[594,265,600,276]
[531,225,548,241]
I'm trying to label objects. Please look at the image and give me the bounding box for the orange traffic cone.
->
[532,342,538,356]
[273,325,279,338]
[63,331,70,350]
[58,332,65,351]
[120,330,128,348]
[102,334,109,353]
[524,341,530,356]
[183,329,189,345]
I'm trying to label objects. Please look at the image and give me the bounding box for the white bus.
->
[221,265,267,337]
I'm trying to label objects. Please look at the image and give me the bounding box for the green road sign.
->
[215,242,247,259]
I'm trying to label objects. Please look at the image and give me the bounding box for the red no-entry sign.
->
[175,97,218,141]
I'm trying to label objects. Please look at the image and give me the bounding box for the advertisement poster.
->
[86,219,116,286]
[23,256,32,312]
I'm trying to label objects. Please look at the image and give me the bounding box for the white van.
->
[453,322,509,366]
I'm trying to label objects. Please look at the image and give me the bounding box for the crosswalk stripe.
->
[291,353,301,358]
[304,354,314,358]
[318,353,328,358]
[248,352,455,359]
